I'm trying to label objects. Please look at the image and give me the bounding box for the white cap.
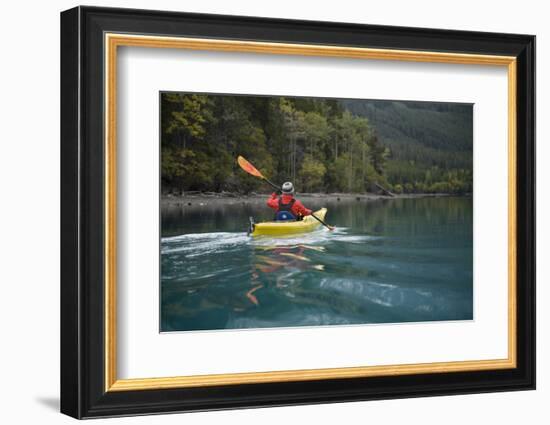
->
[282,182,294,194]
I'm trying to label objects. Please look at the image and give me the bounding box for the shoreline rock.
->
[161,192,464,208]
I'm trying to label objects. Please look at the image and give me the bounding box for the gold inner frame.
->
[104,33,517,392]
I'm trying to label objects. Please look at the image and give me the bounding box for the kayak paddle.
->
[237,156,280,191]
[309,211,335,231]
[237,155,335,231]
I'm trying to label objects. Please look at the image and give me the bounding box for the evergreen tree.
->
[160,93,472,195]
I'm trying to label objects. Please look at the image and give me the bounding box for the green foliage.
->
[160,93,472,194]
[162,93,213,138]
[326,155,351,192]
[300,155,326,192]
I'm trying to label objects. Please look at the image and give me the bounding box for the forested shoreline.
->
[161,93,473,195]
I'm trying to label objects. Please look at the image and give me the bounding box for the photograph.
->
[160,92,474,332]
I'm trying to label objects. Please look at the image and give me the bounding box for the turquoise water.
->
[160,197,473,332]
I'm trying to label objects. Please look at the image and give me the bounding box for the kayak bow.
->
[250,208,328,237]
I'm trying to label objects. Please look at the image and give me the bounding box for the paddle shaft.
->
[263,177,281,191]
[310,213,334,230]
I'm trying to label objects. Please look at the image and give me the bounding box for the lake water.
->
[160,196,473,332]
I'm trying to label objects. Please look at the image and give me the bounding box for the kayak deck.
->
[250,208,327,237]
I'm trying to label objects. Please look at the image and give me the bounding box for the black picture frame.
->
[61,5,535,419]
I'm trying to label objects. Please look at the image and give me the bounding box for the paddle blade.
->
[237,156,264,179]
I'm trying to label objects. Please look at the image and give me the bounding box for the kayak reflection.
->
[247,244,326,306]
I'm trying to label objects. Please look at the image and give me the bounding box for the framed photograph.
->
[60,6,535,419]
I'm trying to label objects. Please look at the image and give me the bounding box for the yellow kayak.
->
[250,208,327,237]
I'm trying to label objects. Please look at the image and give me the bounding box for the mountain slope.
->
[341,99,473,170]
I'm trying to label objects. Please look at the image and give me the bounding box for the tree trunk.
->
[288,136,293,176]
[375,182,395,197]
[293,136,297,182]
[362,142,365,189]
[349,151,353,192]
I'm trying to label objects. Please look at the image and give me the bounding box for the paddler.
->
[267,182,312,221]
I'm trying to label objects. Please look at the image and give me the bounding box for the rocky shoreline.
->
[161,192,457,208]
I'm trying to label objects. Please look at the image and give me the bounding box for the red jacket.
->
[267,193,312,217]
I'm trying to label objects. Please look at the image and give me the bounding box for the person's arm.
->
[292,200,312,216]
[266,193,279,210]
